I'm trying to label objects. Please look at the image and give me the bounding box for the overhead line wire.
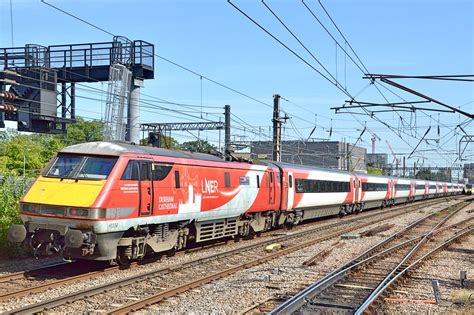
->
[40,0,274,110]
[261,0,341,88]
[227,0,352,99]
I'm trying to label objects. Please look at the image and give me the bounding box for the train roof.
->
[266,161,359,177]
[59,142,225,162]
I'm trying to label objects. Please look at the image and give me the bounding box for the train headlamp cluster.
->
[20,203,91,218]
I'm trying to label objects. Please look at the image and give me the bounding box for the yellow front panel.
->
[23,176,106,207]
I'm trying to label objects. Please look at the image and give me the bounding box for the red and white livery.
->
[7,142,465,262]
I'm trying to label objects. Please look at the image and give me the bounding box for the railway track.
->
[0,197,447,306]
[268,200,472,314]
[357,225,473,314]
[0,261,115,303]
[3,197,465,314]
[0,261,68,284]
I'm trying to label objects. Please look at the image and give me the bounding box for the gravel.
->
[135,199,465,314]
[381,201,474,314]
[0,198,465,313]
[0,257,63,276]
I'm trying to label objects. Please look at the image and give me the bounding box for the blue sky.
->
[1,0,473,169]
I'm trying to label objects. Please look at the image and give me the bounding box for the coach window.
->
[289,175,293,188]
[224,172,231,188]
[257,175,260,188]
[296,179,303,192]
[175,170,180,188]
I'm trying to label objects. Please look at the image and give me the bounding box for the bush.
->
[0,175,30,258]
[367,167,383,175]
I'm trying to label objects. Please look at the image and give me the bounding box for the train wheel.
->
[165,248,176,257]
[116,247,132,267]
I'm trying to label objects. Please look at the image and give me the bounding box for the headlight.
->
[68,208,90,217]
[21,203,39,213]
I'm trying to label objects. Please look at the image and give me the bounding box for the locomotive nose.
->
[7,225,27,243]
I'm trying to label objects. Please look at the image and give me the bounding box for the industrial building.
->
[250,140,367,172]
[464,163,474,183]
[366,153,389,170]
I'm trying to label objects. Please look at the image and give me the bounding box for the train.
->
[466,183,472,195]
[7,142,465,263]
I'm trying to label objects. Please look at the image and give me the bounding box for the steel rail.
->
[105,217,417,315]
[110,214,473,315]
[0,261,69,284]
[0,198,446,307]
[0,264,117,302]
[254,218,472,315]
[356,225,474,314]
[270,210,444,313]
[269,201,469,314]
[104,200,467,314]
[5,197,452,314]
[355,202,467,310]
[6,216,391,314]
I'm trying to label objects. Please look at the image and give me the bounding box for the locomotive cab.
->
[9,152,119,259]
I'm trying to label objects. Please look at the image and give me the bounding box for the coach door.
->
[352,178,357,204]
[287,172,294,210]
[355,178,362,203]
[138,161,153,216]
[268,171,275,205]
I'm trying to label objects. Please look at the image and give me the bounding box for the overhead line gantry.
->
[0,38,154,140]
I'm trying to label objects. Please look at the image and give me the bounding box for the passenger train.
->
[7,142,465,263]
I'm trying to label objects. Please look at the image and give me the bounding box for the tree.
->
[0,175,28,257]
[140,134,180,149]
[3,135,45,176]
[0,131,65,176]
[367,167,383,175]
[180,140,217,153]
[61,118,104,146]
[416,169,434,180]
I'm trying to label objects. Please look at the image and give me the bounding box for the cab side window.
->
[139,161,151,181]
[121,160,151,181]
[152,163,173,181]
[121,160,140,180]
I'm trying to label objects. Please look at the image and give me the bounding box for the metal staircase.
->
[103,37,134,142]
[104,63,132,141]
